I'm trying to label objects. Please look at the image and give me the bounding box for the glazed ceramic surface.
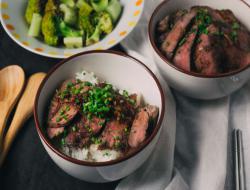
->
[0,0,144,58]
[149,0,250,99]
[34,51,165,182]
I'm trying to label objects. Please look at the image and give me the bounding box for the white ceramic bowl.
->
[0,0,144,58]
[34,50,165,182]
[148,0,250,100]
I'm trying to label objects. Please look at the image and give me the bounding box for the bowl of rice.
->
[34,50,165,182]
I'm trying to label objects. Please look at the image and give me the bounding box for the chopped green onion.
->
[61,138,65,145]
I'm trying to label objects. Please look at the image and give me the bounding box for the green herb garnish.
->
[72,125,77,132]
[178,38,186,46]
[83,83,114,119]
[196,9,212,35]
[91,137,102,144]
[103,152,111,156]
[61,138,65,146]
[230,30,238,42]
[56,117,61,122]
[122,90,129,98]
[232,22,240,30]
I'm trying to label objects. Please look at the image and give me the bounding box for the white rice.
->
[76,70,99,84]
[90,144,121,162]
[62,146,89,161]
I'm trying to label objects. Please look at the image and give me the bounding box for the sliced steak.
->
[65,132,82,147]
[101,120,128,149]
[218,9,250,51]
[192,6,224,22]
[157,10,187,46]
[241,52,250,67]
[49,103,78,127]
[80,116,105,135]
[48,79,76,120]
[48,95,61,120]
[60,79,76,92]
[157,16,171,33]
[161,9,197,60]
[223,43,250,70]
[194,24,225,74]
[47,127,64,139]
[173,26,198,71]
[128,109,149,148]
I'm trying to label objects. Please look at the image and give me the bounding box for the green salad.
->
[25,0,122,48]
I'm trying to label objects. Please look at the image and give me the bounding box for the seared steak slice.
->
[240,52,250,67]
[64,116,101,148]
[161,9,197,60]
[47,127,64,139]
[173,25,198,71]
[48,95,60,120]
[49,103,78,127]
[192,6,224,22]
[194,24,225,74]
[157,10,187,46]
[75,117,91,138]
[65,132,82,147]
[218,10,250,51]
[59,79,76,92]
[101,120,128,149]
[48,79,76,119]
[128,109,149,148]
[79,116,105,135]
[222,41,250,70]
[157,16,171,33]
[128,105,159,148]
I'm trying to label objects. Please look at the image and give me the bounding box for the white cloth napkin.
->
[115,50,176,190]
[117,0,250,189]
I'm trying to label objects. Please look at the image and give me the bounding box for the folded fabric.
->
[116,50,176,190]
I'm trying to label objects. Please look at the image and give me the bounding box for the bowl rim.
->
[34,50,165,167]
[148,0,250,79]
[0,0,144,59]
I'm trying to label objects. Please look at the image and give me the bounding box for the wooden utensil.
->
[0,72,46,166]
[0,65,25,150]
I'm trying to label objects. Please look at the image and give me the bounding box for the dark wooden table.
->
[0,24,121,190]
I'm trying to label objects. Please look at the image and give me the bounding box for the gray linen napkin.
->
[117,0,250,189]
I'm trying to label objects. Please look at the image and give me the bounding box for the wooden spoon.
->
[0,65,25,150]
[0,72,46,166]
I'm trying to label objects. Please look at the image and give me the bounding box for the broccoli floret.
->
[85,11,113,45]
[25,0,44,24]
[90,0,108,12]
[59,4,77,26]
[78,1,94,35]
[45,0,58,12]
[57,20,84,37]
[60,0,75,7]
[41,11,58,46]
[76,0,84,8]
[98,11,113,34]
[105,0,122,22]
[86,24,101,45]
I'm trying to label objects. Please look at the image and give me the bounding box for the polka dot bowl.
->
[0,0,144,58]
